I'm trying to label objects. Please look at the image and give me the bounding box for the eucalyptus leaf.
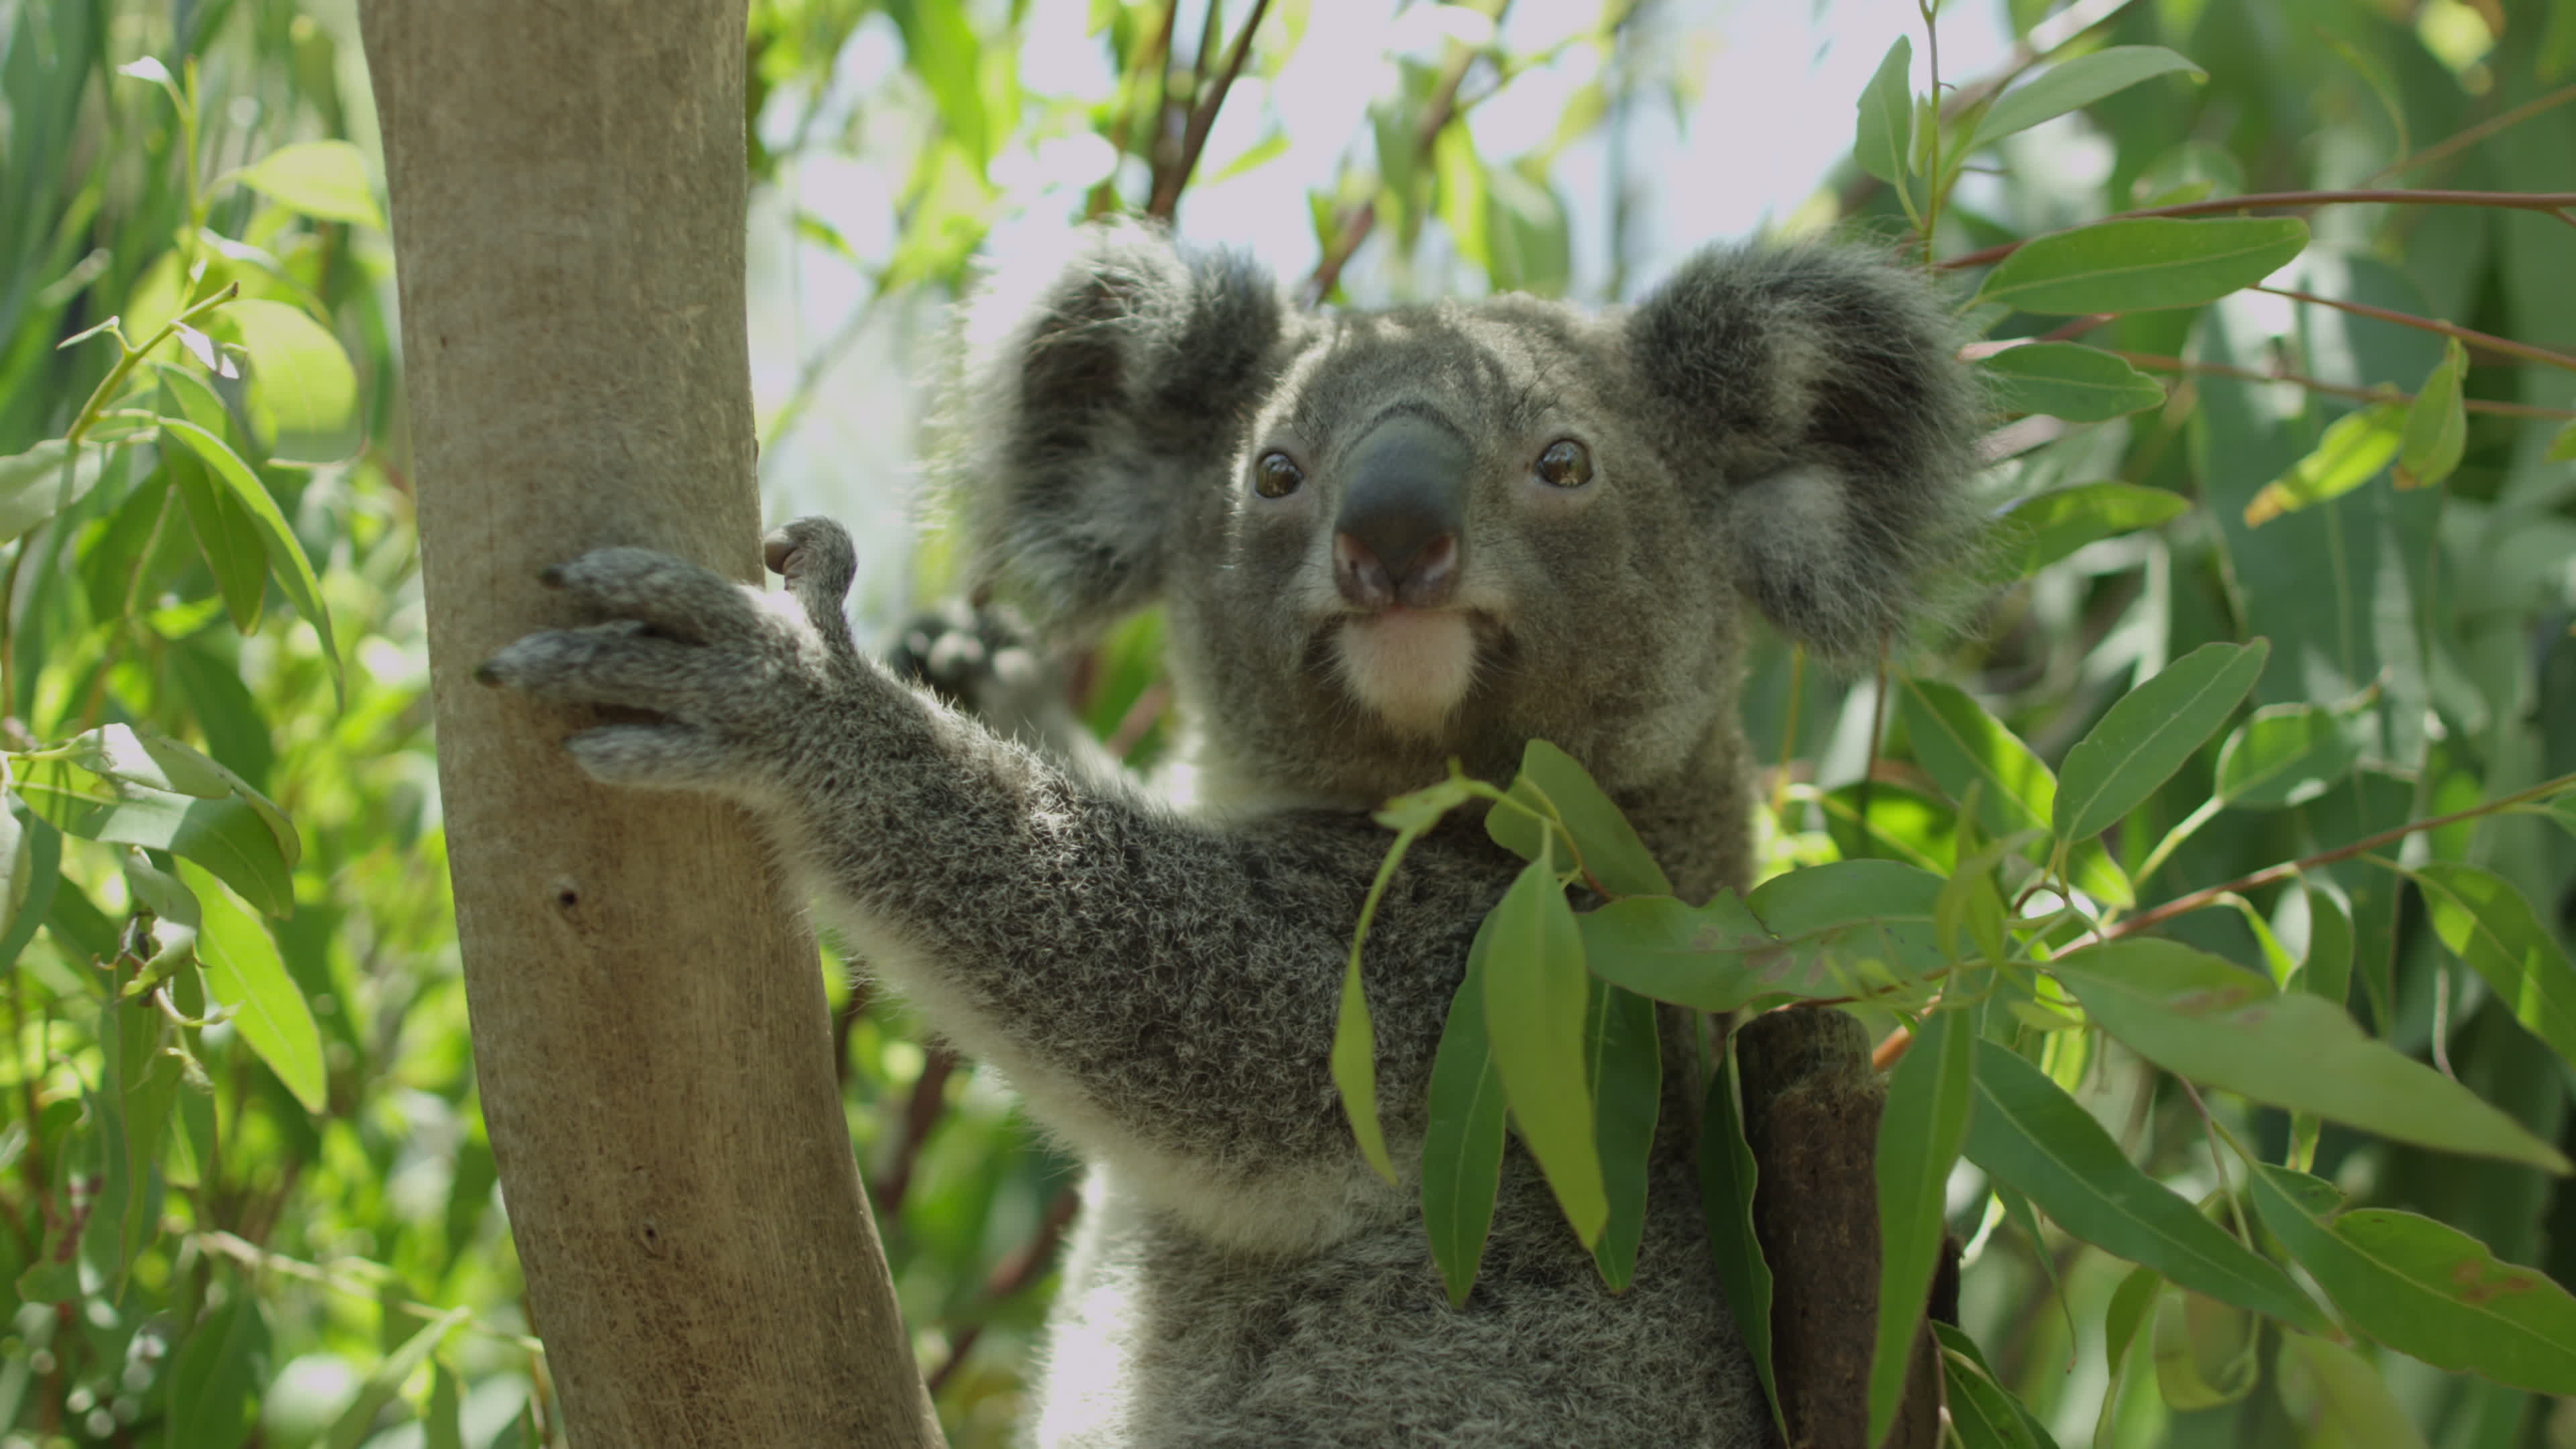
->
[1978,343,2165,421]
[2243,404,2406,526]
[17,757,293,916]
[157,417,343,704]
[178,859,325,1113]
[1871,1004,1975,1444]
[1964,1042,2324,1328]
[1967,46,2206,152]
[1990,482,2190,580]
[1854,36,1915,187]
[2275,1333,2432,1449]
[1484,843,1606,1245]
[1699,1051,1786,1441]
[235,139,384,228]
[1487,739,1671,898]
[2396,338,2468,490]
[1587,979,1660,1291]
[0,438,106,545]
[2055,641,2267,843]
[2214,703,2359,808]
[1976,217,2307,316]
[2412,863,2576,1070]
[1935,1322,2061,1449]
[1422,916,1507,1306]
[2251,1165,2576,1395]
[2052,941,2568,1170]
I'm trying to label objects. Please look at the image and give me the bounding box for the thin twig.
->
[1146,0,1274,218]
[2108,350,2576,419]
[2362,82,2576,185]
[872,1045,959,1224]
[2257,284,2576,377]
[1304,0,1511,305]
[2101,771,2576,941]
[926,1182,1083,1395]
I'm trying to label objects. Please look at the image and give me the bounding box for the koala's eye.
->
[1254,451,1305,499]
[1535,439,1593,489]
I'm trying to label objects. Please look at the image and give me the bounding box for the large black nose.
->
[1334,413,1467,610]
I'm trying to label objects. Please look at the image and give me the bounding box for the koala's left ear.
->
[943,223,1297,641]
[1625,244,1985,662]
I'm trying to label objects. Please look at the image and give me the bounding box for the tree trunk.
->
[360,3,941,1443]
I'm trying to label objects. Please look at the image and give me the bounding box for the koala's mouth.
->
[1332,609,1485,739]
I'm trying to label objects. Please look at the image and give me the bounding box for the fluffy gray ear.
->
[1625,244,1985,662]
[945,222,1293,640]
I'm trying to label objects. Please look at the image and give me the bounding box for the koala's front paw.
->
[478,517,864,794]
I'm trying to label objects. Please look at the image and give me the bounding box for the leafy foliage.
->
[7,0,2576,1445]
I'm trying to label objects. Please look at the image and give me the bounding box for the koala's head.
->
[945,224,1980,812]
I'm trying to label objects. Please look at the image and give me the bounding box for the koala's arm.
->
[480,521,1488,1204]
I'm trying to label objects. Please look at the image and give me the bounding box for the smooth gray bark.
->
[362,3,941,1441]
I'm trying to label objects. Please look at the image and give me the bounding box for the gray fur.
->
[481,222,1982,1448]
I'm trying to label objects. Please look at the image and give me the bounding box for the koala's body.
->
[484,226,1980,1447]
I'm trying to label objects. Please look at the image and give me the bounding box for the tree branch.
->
[1146,0,1275,219]
[2108,350,2576,419]
[1941,189,2576,272]
[2255,284,2576,376]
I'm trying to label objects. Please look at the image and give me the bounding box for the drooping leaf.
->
[2275,1333,2433,1449]
[322,1307,472,1449]
[0,438,107,544]
[1870,1004,1976,1445]
[1935,1322,2061,1449]
[2097,1265,2162,1444]
[2412,863,2576,1070]
[1487,739,1672,898]
[1577,892,1796,1011]
[2214,703,2360,808]
[212,297,359,448]
[1854,36,1915,187]
[234,139,385,228]
[2054,640,2267,843]
[2052,941,2567,1170]
[1979,343,2166,421]
[17,757,293,916]
[1423,916,1507,1306]
[1967,46,2206,152]
[2243,404,2406,526]
[1976,217,2308,316]
[2395,337,2468,490]
[2154,1285,2260,1409]
[157,417,343,703]
[66,727,295,864]
[1484,842,1606,1245]
[2250,1165,2576,1395]
[1991,482,2192,580]
[1587,979,1660,1291]
[168,1294,270,1449]
[178,860,325,1113]
[165,434,268,632]
[1964,1042,2325,1328]
[1700,1050,1785,1441]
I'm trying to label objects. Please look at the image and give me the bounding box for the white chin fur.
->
[1335,612,1477,738]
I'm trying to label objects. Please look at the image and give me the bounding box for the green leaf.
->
[1979,343,2167,421]
[1487,739,1672,898]
[2054,640,2267,842]
[2395,337,2467,490]
[2098,1265,2161,1445]
[1976,217,2308,316]
[1964,1041,2326,1328]
[2155,1285,2259,1409]
[17,757,294,917]
[323,1307,472,1449]
[2214,703,2360,808]
[1745,859,1949,981]
[1935,1322,2061,1449]
[1854,37,1915,188]
[158,417,343,704]
[2243,404,2406,526]
[1576,892,1800,1010]
[2275,1332,2432,1449]
[1990,482,2191,580]
[1587,980,1660,1291]
[235,139,385,228]
[2052,941,2567,1171]
[1967,46,2206,151]
[1484,162,1570,298]
[0,438,107,545]
[178,859,325,1114]
[168,1295,270,1449]
[425,1360,468,1449]
[2550,419,2576,463]
[1332,930,1397,1185]
[1900,678,2055,840]
[2251,1164,2576,1395]
[165,431,269,632]
[1871,1004,1976,1444]
[1422,916,1507,1307]
[212,297,358,447]
[1700,1051,1786,1441]
[1484,841,1606,1246]
[1433,125,1489,276]
[2412,863,2576,1070]
[66,726,297,866]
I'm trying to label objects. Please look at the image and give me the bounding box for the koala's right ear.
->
[944,223,1294,641]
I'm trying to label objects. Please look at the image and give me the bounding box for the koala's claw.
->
[545,547,765,647]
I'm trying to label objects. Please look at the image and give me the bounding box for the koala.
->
[480,223,1980,1448]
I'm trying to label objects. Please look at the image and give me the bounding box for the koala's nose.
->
[1334,414,1466,610]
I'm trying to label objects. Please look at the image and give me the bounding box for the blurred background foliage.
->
[0,0,2572,1445]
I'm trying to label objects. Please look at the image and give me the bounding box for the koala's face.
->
[952,227,1978,813]
[1169,300,1740,808]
